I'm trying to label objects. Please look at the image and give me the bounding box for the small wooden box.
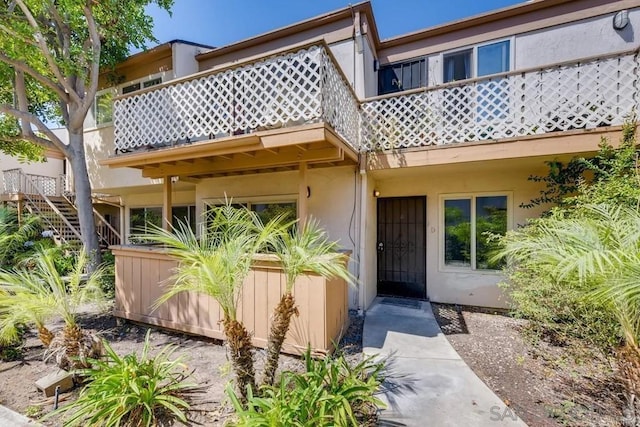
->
[35,369,73,397]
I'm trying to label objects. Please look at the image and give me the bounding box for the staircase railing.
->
[62,194,122,246]
[2,168,64,196]
[20,172,82,245]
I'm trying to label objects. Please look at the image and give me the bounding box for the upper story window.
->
[95,90,116,125]
[443,40,510,83]
[94,75,163,126]
[378,59,426,95]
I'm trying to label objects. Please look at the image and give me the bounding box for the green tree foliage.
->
[522,118,640,210]
[0,0,173,265]
[499,204,640,423]
[0,205,42,268]
[499,120,640,350]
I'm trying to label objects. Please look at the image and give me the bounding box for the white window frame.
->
[94,87,117,128]
[91,71,168,129]
[438,192,513,273]
[441,37,515,83]
[377,57,428,95]
[202,195,298,233]
[126,204,196,242]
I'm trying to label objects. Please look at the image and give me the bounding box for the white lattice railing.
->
[361,50,639,150]
[2,169,65,197]
[113,46,639,155]
[113,44,359,152]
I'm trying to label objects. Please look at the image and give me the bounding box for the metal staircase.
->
[1,168,121,247]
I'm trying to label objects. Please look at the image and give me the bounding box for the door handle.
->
[377,242,384,252]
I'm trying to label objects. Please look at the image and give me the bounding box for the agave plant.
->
[498,203,640,424]
[146,203,286,402]
[261,219,352,387]
[0,247,106,369]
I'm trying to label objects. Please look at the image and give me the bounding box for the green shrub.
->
[499,118,638,352]
[501,263,620,350]
[98,250,116,298]
[228,349,385,426]
[54,331,198,426]
[0,324,25,361]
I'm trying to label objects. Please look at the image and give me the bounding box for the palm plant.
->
[147,204,285,402]
[0,248,106,369]
[261,219,352,387]
[0,205,42,268]
[498,203,640,424]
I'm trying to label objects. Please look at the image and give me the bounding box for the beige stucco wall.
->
[0,154,63,177]
[195,166,360,306]
[83,126,162,192]
[367,157,549,309]
[197,18,354,71]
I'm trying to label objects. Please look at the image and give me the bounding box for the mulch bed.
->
[0,307,365,425]
[432,303,625,427]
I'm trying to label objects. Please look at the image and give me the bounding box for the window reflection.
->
[444,199,471,266]
[475,196,507,270]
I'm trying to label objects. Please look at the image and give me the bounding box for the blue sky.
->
[147,0,524,48]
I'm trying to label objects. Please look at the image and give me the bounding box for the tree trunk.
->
[67,130,101,269]
[261,292,298,387]
[223,316,256,403]
[37,324,54,347]
[618,344,640,427]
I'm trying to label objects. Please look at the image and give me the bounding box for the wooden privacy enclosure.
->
[111,245,350,355]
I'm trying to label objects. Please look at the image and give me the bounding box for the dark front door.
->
[377,196,426,299]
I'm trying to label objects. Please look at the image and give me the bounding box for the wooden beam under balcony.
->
[101,123,357,179]
[142,146,344,178]
[367,126,628,171]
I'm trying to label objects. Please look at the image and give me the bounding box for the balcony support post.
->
[17,198,23,226]
[162,176,172,231]
[298,162,308,229]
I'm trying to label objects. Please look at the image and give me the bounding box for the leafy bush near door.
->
[497,118,640,424]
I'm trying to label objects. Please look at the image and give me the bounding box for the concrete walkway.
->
[0,405,41,426]
[363,298,527,427]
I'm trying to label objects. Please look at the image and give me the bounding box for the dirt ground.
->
[1,302,625,426]
[432,303,625,427]
[0,306,363,426]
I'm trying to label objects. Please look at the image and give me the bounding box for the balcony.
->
[107,43,639,175]
[106,43,359,179]
[361,49,638,152]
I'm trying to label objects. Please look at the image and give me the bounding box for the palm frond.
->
[0,246,106,337]
[274,218,354,293]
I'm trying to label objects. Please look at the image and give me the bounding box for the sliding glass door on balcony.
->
[441,41,512,143]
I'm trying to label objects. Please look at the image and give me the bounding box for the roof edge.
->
[379,0,576,48]
[196,1,373,61]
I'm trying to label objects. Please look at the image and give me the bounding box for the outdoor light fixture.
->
[373,59,379,72]
[613,10,630,30]
[373,189,380,197]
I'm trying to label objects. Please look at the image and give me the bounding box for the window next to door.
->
[441,194,510,271]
